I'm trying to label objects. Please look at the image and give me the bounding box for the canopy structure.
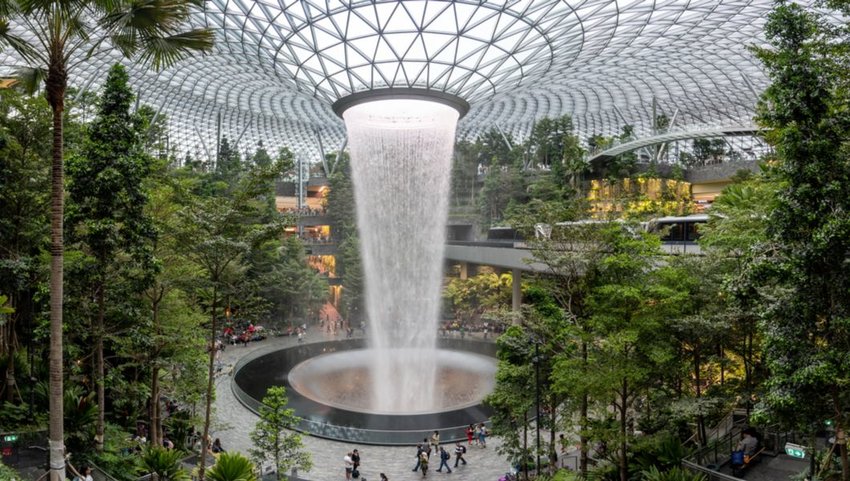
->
[0,0,796,163]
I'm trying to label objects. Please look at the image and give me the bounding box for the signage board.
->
[785,442,806,459]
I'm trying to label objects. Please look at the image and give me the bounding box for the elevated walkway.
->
[588,124,762,163]
[444,242,546,272]
[445,241,701,272]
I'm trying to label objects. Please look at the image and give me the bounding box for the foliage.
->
[678,138,731,168]
[1,1,213,476]
[631,435,694,474]
[272,236,328,324]
[641,466,706,481]
[587,125,638,180]
[66,63,158,448]
[326,158,363,321]
[0,459,21,480]
[84,424,144,481]
[443,271,512,322]
[486,325,536,465]
[0,87,51,402]
[249,387,312,480]
[747,5,850,481]
[62,385,98,455]
[586,177,694,220]
[140,445,188,481]
[699,169,778,254]
[205,452,257,481]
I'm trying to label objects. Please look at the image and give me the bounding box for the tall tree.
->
[0,88,51,403]
[751,2,850,479]
[66,63,156,451]
[179,160,287,480]
[139,174,207,447]
[0,4,212,477]
[530,221,612,477]
[586,226,671,481]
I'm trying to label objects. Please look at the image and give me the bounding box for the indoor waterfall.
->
[342,98,459,413]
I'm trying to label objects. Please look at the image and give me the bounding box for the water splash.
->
[342,99,459,412]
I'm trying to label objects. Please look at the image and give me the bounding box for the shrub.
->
[641,466,706,481]
[139,445,188,481]
[206,452,257,481]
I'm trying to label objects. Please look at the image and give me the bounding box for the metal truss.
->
[0,0,814,164]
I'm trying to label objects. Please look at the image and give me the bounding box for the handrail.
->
[682,460,741,481]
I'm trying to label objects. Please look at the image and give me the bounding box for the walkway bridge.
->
[444,240,701,311]
[587,123,763,163]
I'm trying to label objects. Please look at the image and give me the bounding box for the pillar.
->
[459,262,468,280]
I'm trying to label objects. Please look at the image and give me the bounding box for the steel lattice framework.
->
[0,0,802,163]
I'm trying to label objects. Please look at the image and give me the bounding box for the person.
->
[478,423,488,447]
[344,452,354,480]
[211,438,225,453]
[736,430,759,456]
[423,437,432,459]
[419,450,429,477]
[70,465,94,481]
[454,441,467,467]
[412,443,425,472]
[351,448,361,471]
[380,474,389,481]
[466,424,475,445]
[430,430,440,453]
[162,436,174,450]
[436,446,452,473]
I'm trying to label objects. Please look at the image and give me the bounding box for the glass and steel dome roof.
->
[1,0,796,160]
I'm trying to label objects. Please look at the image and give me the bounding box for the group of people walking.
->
[343,427,487,480]
[410,428,483,477]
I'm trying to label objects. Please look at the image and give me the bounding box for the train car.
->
[647,214,708,253]
[646,214,709,242]
[486,226,524,244]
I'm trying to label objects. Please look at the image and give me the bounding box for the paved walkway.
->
[212,330,512,481]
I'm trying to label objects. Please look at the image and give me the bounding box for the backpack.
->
[442,450,450,460]
[352,468,360,478]
[461,445,467,454]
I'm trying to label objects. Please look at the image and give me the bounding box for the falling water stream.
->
[342,99,459,413]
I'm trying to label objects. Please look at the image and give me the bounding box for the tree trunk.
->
[744,323,754,416]
[150,365,161,447]
[694,348,706,445]
[95,286,106,452]
[833,395,849,481]
[5,354,21,403]
[47,72,66,481]
[718,343,725,387]
[199,285,218,481]
[150,298,162,447]
[549,393,557,475]
[523,412,529,481]
[619,379,628,481]
[580,341,589,478]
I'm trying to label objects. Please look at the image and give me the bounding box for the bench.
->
[731,447,766,477]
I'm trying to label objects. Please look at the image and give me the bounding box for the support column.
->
[512,268,522,321]
[459,262,469,280]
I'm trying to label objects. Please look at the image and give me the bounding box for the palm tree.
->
[141,446,189,481]
[0,2,212,479]
[206,453,258,481]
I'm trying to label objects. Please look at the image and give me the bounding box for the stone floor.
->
[212,329,512,481]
